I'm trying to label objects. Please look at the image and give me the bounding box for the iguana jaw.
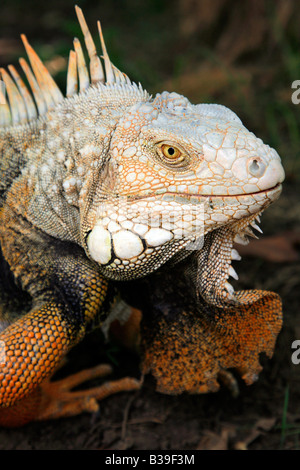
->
[85,183,280,281]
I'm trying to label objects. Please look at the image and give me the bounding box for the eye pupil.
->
[168,147,175,156]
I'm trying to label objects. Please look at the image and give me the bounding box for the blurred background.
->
[0,0,299,450]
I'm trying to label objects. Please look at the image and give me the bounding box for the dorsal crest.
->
[0,5,132,128]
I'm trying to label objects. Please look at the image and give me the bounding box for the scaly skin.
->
[0,6,284,425]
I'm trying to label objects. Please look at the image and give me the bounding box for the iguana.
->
[0,6,284,426]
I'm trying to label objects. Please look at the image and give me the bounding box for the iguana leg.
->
[0,281,140,426]
[0,361,140,426]
[0,212,140,426]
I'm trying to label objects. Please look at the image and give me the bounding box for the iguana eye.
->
[156,142,190,169]
[161,144,182,160]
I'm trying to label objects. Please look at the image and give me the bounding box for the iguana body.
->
[0,7,284,426]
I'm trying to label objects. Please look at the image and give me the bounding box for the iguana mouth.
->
[130,182,282,202]
[198,182,282,199]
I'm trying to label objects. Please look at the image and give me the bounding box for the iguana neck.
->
[3,83,150,245]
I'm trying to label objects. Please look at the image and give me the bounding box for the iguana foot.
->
[37,364,141,421]
[0,364,141,426]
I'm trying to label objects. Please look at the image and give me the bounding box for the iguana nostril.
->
[248,157,266,177]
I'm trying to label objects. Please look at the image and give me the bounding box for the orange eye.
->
[155,141,191,170]
[160,144,182,160]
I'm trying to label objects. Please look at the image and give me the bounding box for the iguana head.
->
[85,89,284,287]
